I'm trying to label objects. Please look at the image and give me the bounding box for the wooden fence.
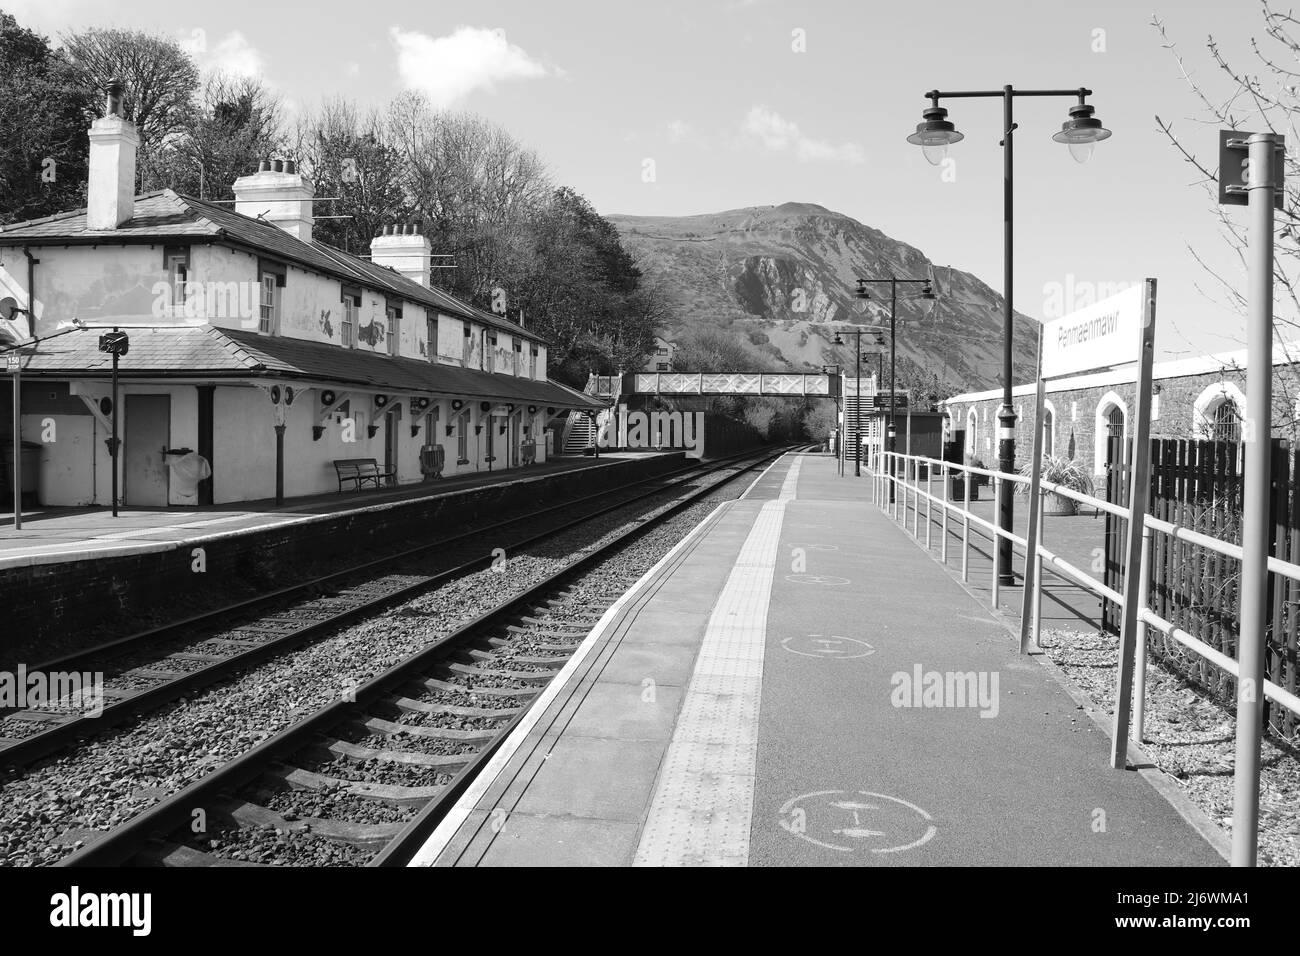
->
[1102,438,1298,739]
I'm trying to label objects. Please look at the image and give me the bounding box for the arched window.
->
[966,408,978,457]
[1211,398,1241,443]
[1094,391,1128,477]
[1192,382,1247,442]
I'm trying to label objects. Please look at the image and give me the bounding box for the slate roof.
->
[1,325,604,410]
[0,190,542,343]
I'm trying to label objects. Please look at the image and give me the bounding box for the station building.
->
[0,92,603,509]
[943,346,1299,481]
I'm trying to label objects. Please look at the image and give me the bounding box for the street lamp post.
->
[854,276,935,503]
[905,85,1110,583]
[831,328,868,477]
[821,363,843,474]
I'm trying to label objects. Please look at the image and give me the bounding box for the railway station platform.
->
[0,452,659,571]
[413,450,1227,867]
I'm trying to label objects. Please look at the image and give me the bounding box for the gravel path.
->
[0,458,761,866]
[1040,627,1300,867]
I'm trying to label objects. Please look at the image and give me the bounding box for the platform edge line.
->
[406,497,736,867]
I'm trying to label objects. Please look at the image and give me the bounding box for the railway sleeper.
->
[517,616,589,630]
[351,715,496,744]
[444,662,556,683]
[137,843,270,867]
[413,676,536,699]
[305,738,473,769]
[389,696,522,719]
[463,647,569,666]
[265,766,443,807]
[215,797,403,849]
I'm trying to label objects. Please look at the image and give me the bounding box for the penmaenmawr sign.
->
[1040,285,1143,379]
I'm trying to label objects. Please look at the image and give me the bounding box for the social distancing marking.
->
[784,573,850,586]
[779,790,937,854]
[781,634,874,659]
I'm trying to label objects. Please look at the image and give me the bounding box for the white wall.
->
[24,383,198,506]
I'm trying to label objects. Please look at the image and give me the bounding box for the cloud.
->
[389,26,555,108]
[742,106,864,164]
[183,30,266,79]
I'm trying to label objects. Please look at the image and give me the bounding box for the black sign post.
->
[98,329,129,517]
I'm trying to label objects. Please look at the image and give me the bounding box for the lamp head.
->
[907,104,963,166]
[1051,101,1111,163]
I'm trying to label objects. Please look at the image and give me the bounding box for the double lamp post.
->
[905,85,1110,582]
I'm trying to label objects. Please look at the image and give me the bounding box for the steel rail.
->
[55,447,795,866]
[2,450,765,771]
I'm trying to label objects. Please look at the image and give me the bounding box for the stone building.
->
[943,347,1297,482]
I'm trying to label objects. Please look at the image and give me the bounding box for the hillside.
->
[609,202,1038,393]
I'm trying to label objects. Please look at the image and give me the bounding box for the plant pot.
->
[1041,490,1078,516]
[950,476,978,501]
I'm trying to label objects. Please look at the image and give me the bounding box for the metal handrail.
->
[876,450,1300,720]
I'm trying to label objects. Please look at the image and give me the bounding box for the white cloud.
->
[184,30,266,79]
[742,105,864,164]
[389,25,555,108]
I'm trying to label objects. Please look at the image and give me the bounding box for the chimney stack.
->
[370,221,432,287]
[86,79,139,231]
[232,157,315,242]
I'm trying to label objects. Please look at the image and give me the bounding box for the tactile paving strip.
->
[634,498,786,866]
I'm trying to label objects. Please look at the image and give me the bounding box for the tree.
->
[62,27,200,192]
[1152,5,1300,434]
[154,74,284,201]
[671,326,762,372]
[387,95,551,304]
[294,98,410,255]
[0,11,93,223]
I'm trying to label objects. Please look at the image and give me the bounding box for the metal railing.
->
[873,451,1300,737]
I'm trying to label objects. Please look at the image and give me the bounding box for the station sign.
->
[1040,285,1143,379]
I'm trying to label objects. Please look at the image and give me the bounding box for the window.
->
[1212,399,1241,443]
[1042,407,1054,457]
[341,290,360,348]
[657,346,669,356]
[164,249,189,312]
[656,362,670,372]
[513,340,522,375]
[427,316,437,361]
[387,304,402,356]
[530,345,538,379]
[258,274,278,334]
[463,323,471,362]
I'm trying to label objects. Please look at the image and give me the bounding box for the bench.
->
[333,458,396,492]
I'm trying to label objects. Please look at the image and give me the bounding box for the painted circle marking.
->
[784,573,850,586]
[778,790,937,854]
[781,634,875,659]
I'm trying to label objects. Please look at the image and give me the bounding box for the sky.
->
[6,0,1275,360]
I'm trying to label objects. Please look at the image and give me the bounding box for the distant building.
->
[0,86,602,509]
[943,347,1297,479]
[643,336,678,372]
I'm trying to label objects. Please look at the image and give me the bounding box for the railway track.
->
[42,446,801,866]
[0,450,768,772]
